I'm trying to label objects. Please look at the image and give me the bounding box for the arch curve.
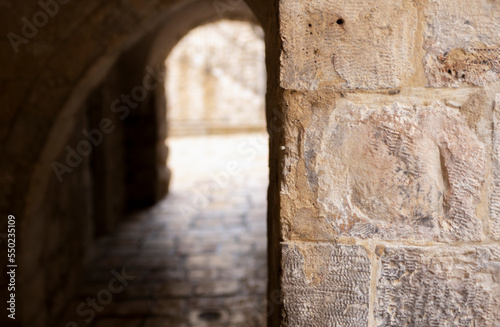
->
[1,0,275,325]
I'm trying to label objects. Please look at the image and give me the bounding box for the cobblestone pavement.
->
[59,133,269,327]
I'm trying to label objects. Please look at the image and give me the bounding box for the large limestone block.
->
[316,100,486,241]
[282,90,493,242]
[280,0,417,90]
[281,242,371,326]
[376,246,500,327]
[424,0,500,86]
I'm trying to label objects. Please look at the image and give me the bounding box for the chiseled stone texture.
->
[280,0,417,90]
[376,246,500,327]
[319,100,486,241]
[281,243,370,326]
[424,0,500,86]
[294,94,489,242]
[491,94,500,240]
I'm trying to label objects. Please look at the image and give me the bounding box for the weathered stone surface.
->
[376,246,500,327]
[280,0,417,90]
[281,242,370,326]
[305,97,487,241]
[491,94,500,240]
[424,0,500,86]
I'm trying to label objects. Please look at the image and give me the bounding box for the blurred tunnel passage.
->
[56,20,269,327]
[58,133,269,327]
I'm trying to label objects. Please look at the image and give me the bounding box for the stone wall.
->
[278,0,500,325]
[20,108,94,327]
[166,20,266,136]
[2,0,500,326]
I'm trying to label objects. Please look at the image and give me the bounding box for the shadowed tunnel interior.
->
[56,19,269,327]
[0,0,282,326]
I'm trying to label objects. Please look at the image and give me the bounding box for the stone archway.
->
[0,1,281,326]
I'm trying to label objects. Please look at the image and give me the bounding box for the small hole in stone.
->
[308,23,312,27]
[199,311,222,322]
[336,18,344,25]
[447,69,452,75]
[461,74,466,78]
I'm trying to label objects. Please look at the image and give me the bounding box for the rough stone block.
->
[292,94,488,241]
[424,0,500,86]
[280,0,417,90]
[281,242,370,326]
[376,246,500,327]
